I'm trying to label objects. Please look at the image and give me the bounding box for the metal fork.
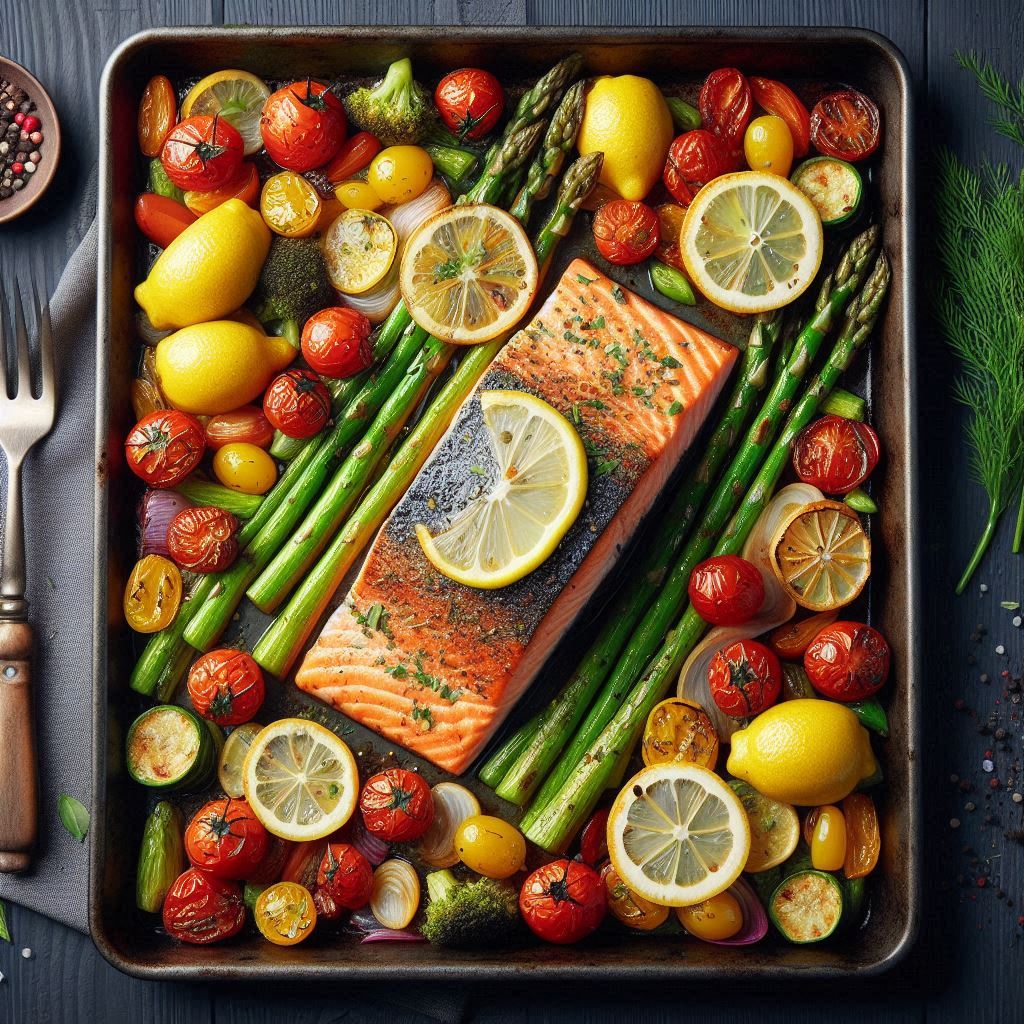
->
[0,279,55,873]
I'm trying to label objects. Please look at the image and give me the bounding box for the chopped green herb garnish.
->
[667,401,684,415]
[577,272,597,285]
[594,459,620,477]
[470,465,486,476]
[661,355,683,369]
[604,343,628,367]
[584,315,606,331]
[611,284,627,304]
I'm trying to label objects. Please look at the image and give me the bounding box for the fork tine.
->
[0,288,7,398]
[33,278,54,401]
[12,281,31,399]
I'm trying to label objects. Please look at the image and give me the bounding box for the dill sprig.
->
[956,51,1024,149]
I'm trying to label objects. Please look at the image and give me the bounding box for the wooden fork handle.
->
[0,622,36,872]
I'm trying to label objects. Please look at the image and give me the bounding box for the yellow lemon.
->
[726,699,878,807]
[135,199,271,330]
[154,320,295,415]
[577,76,673,201]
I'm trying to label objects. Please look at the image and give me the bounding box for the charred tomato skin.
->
[301,307,374,379]
[186,648,266,726]
[707,638,782,718]
[804,621,891,701]
[792,414,880,495]
[434,68,505,140]
[688,555,766,626]
[162,867,245,944]
[161,115,244,192]
[167,505,240,573]
[749,77,811,157]
[592,200,660,265]
[519,859,607,944]
[663,129,737,206]
[260,80,347,172]
[359,768,434,842]
[809,89,882,162]
[317,842,374,910]
[263,369,332,439]
[578,807,610,867]
[699,68,753,144]
[125,410,206,489]
[184,797,270,879]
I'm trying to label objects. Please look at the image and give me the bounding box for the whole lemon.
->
[578,76,674,201]
[136,199,271,330]
[154,320,296,415]
[726,699,878,806]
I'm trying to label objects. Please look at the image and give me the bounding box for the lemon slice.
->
[415,390,587,589]
[400,204,538,345]
[217,722,263,798]
[641,698,719,769]
[181,70,271,156]
[242,718,358,841]
[770,499,870,611]
[728,780,800,873]
[608,763,750,907]
[680,170,823,313]
[324,209,398,294]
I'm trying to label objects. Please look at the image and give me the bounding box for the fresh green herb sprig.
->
[956,51,1024,149]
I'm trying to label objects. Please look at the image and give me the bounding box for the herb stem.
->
[1014,483,1024,555]
[957,502,1000,595]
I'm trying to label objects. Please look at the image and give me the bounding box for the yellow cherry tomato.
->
[810,804,848,871]
[367,146,433,205]
[676,891,744,942]
[124,554,182,633]
[455,814,526,879]
[254,881,317,945]
[601,863,670,931]
[260,171,322,237]
[334,180,385,211]
[744,115,794,177]
[213,442,277,494]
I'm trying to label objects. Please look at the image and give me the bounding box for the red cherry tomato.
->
[260,80,347,172]
[317,842,374,910]
[662,129,737,206]
[247,835,293,884]
[699,68,752,144]
[434,68,505,140]
[186,648,266,726]
[592,200,660,265]
[749,77,811,157]
[519,859,606,944]
[688,555,765,626]
[162,867,245,944]
[161,115,244,192]
[324,131,382,184]
[792,415,881,495]
[359,768,434,842]
[125,410,205,489]
[804,621,890,701]
[167,506,240,573]
[205,406,275,450]
[810,89,881,162]
[301,307,374,379]
[578,808,610,867]
[707,639,782,718]
[280,838,330,889]
[134,193,197,249]
[185,797,270,879]
[263,369,332,439]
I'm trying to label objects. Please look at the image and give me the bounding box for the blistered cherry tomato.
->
[325,131,382,184]
[359,768,434,842]
[792,414,880,495]
[707,638,781,718]
[124,554,182,633]
[254,881,317,945]
[519,859,606,945]
[699,68,752,143]
[161,115,244,192]
[688,555,765,626]
[367,146,433,205]
[167,506,240,573]
[301,307,374,379]
[743,114,794,177]
[260,171,322,238]
[663,129,736,206]
[162,867,245,944]
[134,193,197,249]
[654,202,687,269]
[205,406,275,450]
[600,863,670,931]
[317,842,374,910]
[185,797,269,879]
[187,648,266,726]
[578,808,610,867]
[138,74,177,158]
[676,891,743,941]
[435,68,505,140]
[804,621,890,701]
[809,804,847,871]
[184,162,259,216]
[455,814,526,879]
[810,89,881,162]
[749,77,811,157]
[212,443,277,495]
[334,179,385,211]
[592,199,660,265]
[260,80,347,172]
[263,369,332,439]
[125,409,205,488]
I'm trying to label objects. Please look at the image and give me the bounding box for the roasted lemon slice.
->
[681,170,823,313]
[181,70,271,156]
[770,499,870,611]
[242,718,358,841]
[641,698,719,769]
[608,763,750,907]
[400,204,538,345]
[324,209,398,294]
[416,390,587,589]
[217,721,263,798]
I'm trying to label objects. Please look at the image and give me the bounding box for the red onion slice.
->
[349,817,390,866]
[138,489,191,558]
[360,928,426,944]
[705,876,769,946]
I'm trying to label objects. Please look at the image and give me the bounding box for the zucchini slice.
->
[126,705,215,791]
[769,869,844,943]
[791,157,863,226]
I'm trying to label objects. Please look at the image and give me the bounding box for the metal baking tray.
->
[92,25,918,981]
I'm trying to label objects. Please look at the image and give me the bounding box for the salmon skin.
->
[296,259,737,774]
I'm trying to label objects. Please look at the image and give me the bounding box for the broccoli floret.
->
[344,57,434,146]
[419,869,519,948]
[249,235,334,348]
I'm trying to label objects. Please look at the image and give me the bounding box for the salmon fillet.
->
[296,259,737,773]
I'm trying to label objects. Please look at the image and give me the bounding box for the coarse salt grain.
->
[996,645,1006,655]
[1014,616,1022,628]
[980,584,989,593]
[983,759,994,772]
[1014,793,1023,804]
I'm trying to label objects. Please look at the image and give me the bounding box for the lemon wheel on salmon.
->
[680,170,823,314]
[242,718,358,841]
[416,390,587,589]
[400,204,538,345]
[607,763,750,907]
[181,70,271,156]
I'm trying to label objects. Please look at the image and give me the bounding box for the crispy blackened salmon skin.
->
[296,259,736,773]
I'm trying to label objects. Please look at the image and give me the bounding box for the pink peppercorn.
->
[977,877,987,888]
[29,131,42,146]
[19,130,28,142]
[22,115,39,133]
[13,112,24,125]
[11,162,23,175]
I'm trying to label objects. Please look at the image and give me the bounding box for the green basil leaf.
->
[58,794,90,842]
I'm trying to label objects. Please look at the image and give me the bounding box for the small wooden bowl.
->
[0,56,61,225]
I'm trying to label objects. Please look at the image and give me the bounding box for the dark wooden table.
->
[0,0,1021,1020]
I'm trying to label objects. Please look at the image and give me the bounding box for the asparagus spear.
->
[485,311,781,802]
[252,154,604,678]
[524,252,892,852]
[519,225,880,827]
